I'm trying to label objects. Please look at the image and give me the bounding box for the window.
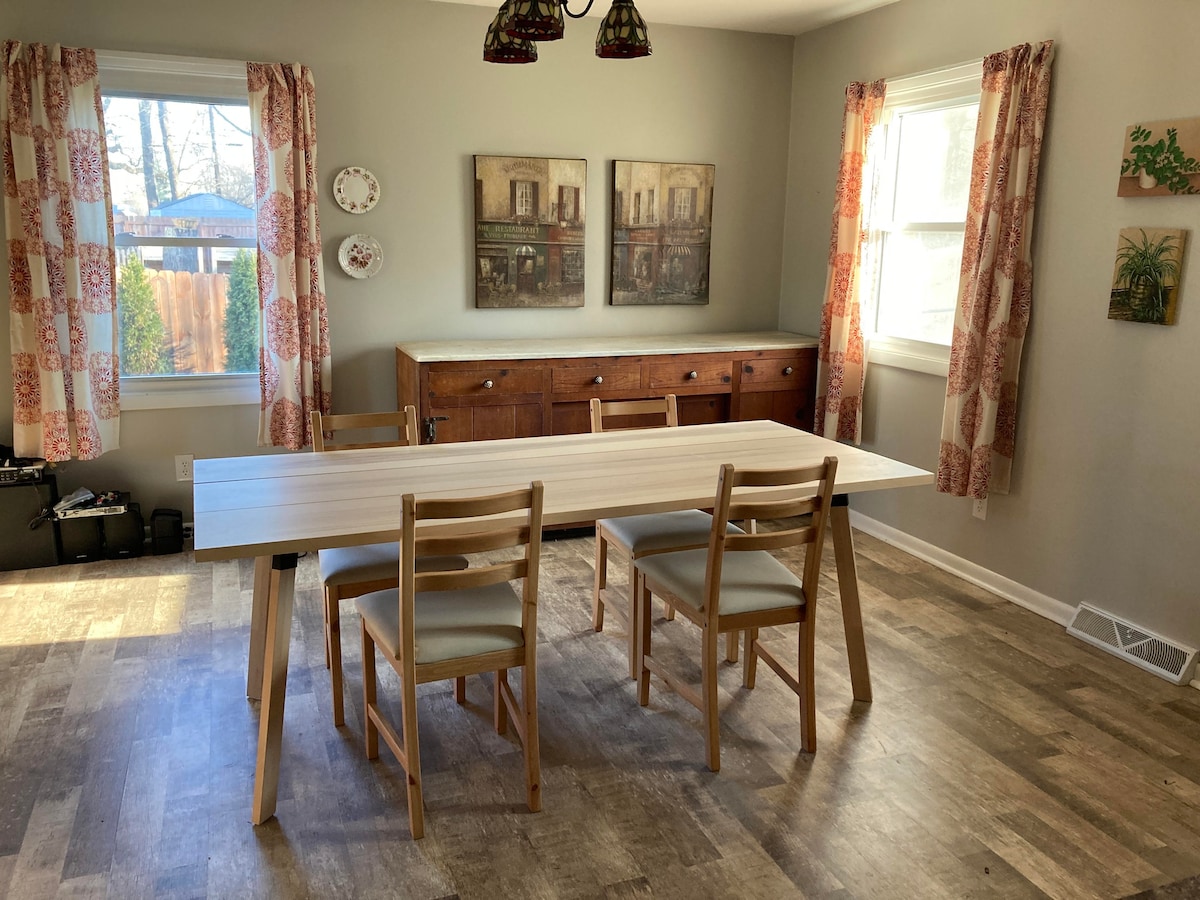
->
[513,180,535,218]
[98,51,258,408]
[671,186,694,222]
[647,188,655,223]
[633,192,642,224]
[864,60,982,375]
[558,185,579,223]
[561,248,584,284]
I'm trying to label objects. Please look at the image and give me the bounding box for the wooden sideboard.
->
[395,332,818,444]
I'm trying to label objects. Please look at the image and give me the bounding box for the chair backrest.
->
[400,481,545,657]
[589,394,679,433]
[311,406,420,452]
[703,457,838,619]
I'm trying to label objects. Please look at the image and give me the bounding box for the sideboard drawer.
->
[739,350,816,391]
[551,363,642,395]
[428,368,543,399]
[648,358,733,391]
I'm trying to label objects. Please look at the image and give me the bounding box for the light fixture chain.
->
[561,0,597,19]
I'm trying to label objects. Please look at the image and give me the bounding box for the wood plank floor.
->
[1,528,1198,899]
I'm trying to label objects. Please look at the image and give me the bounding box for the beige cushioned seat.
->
[356,582,524,665]
[635,547,805,617]
[319,544,467,586]
[599,509,743,555]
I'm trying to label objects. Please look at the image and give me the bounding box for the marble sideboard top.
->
[397,331,819,362]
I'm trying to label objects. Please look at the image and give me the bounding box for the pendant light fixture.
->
[483,0,651,64]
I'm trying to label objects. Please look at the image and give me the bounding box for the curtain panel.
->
[937,41,1055,499]
[814,79,886,444]
[247,62,330,450]
[2,41,119,460]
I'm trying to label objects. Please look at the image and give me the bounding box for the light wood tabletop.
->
[193,420,933,824]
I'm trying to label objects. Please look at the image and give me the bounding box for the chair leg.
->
[742,627,759,689]
[702,623,721,772]
[726,629,739,663]
[626,556,640,680]
[361,620,379,761]
[636,573,652,707]
[521,664,542,813]
[400,662,425,840]
[327,589,345,727]
[454,676,466,704]
[799,614,817,754]
[592,532,608,632]
[495,669,508,734]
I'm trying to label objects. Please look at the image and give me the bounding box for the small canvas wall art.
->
[1109,227,1187,325]
[610,160,714,305]
[473,155,586,308]
[1118,117,1200,196]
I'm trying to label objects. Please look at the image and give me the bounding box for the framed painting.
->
[610,160,714,305]
[1118,117,1200,196]
[1108,227,1187,325]
[473,155,586,308]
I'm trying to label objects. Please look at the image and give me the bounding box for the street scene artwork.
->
[610,160,715,305]
[474,155,587,308]
[1108,227,1187,325]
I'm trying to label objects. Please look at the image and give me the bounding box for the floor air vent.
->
[1067,603,1198,685]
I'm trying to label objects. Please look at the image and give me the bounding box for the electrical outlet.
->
[182,522,194,540]
[972,497,988,520]
[175,454,194,482]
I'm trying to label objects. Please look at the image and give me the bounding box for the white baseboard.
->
[846,510,1076,627]
[846,511,1200,693]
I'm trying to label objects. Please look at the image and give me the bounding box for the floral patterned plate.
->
[333,166,380,214]
[338,234,383,279]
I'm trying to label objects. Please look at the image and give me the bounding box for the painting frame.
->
[473,154,587,309]
[1117,117,1200,197]
[1108,226,1188,325]
[609,160,715,306]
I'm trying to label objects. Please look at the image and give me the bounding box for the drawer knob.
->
[783,366,794,376]
[593,375,604,385]
[482,379,494,389]
[687,370,698,380]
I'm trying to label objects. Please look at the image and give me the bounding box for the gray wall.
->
[0,0,794,514]
[780,0,1200,647]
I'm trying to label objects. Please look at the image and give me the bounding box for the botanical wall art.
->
[610,160,715,305]
[1108,227,1188,325]
[473,155,586,308]
[1118,117,1200,196]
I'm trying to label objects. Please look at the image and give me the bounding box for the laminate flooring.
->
[1,527,1198,899]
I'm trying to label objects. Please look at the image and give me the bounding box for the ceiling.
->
[431,0,902,36]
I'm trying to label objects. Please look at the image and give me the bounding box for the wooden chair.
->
[310,407,467,728]
[357,482,545,839]
[589,395,735,680]
[633,457,838,771]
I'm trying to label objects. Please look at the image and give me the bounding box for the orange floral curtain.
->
[937,41,1054,498]
[3,42,119,460]
[814,79,886,444]
[247,62,330,449]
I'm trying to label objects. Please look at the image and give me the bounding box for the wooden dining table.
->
[193,420,933,824]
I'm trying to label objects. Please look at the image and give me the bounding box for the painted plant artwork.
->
[610,160,715,305]
[1118,117,1200,196]
[473,155,586,308]
[1108,227,1187,325]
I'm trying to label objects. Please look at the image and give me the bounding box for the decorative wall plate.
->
[338,234,383,279]
[333,166,380,214]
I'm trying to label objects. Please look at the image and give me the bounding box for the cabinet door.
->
[737,390,813,431]
[427,404,543,443]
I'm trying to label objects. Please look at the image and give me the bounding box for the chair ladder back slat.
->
[414,558,527,593]
[590,394,679,433]
[725,525,819,554]
[312,407,419,452]
[416,525,530,558]
[416,487,537,520]
[727,495,819,524]
[730,462,829,489]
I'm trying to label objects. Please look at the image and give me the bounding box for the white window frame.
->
[98,50,258,409]
[864,59,982,377]
[514,180,535,218]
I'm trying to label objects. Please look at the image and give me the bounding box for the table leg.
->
[252,553,299,825]
[829,495,872,703]
[247,556,272,700]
